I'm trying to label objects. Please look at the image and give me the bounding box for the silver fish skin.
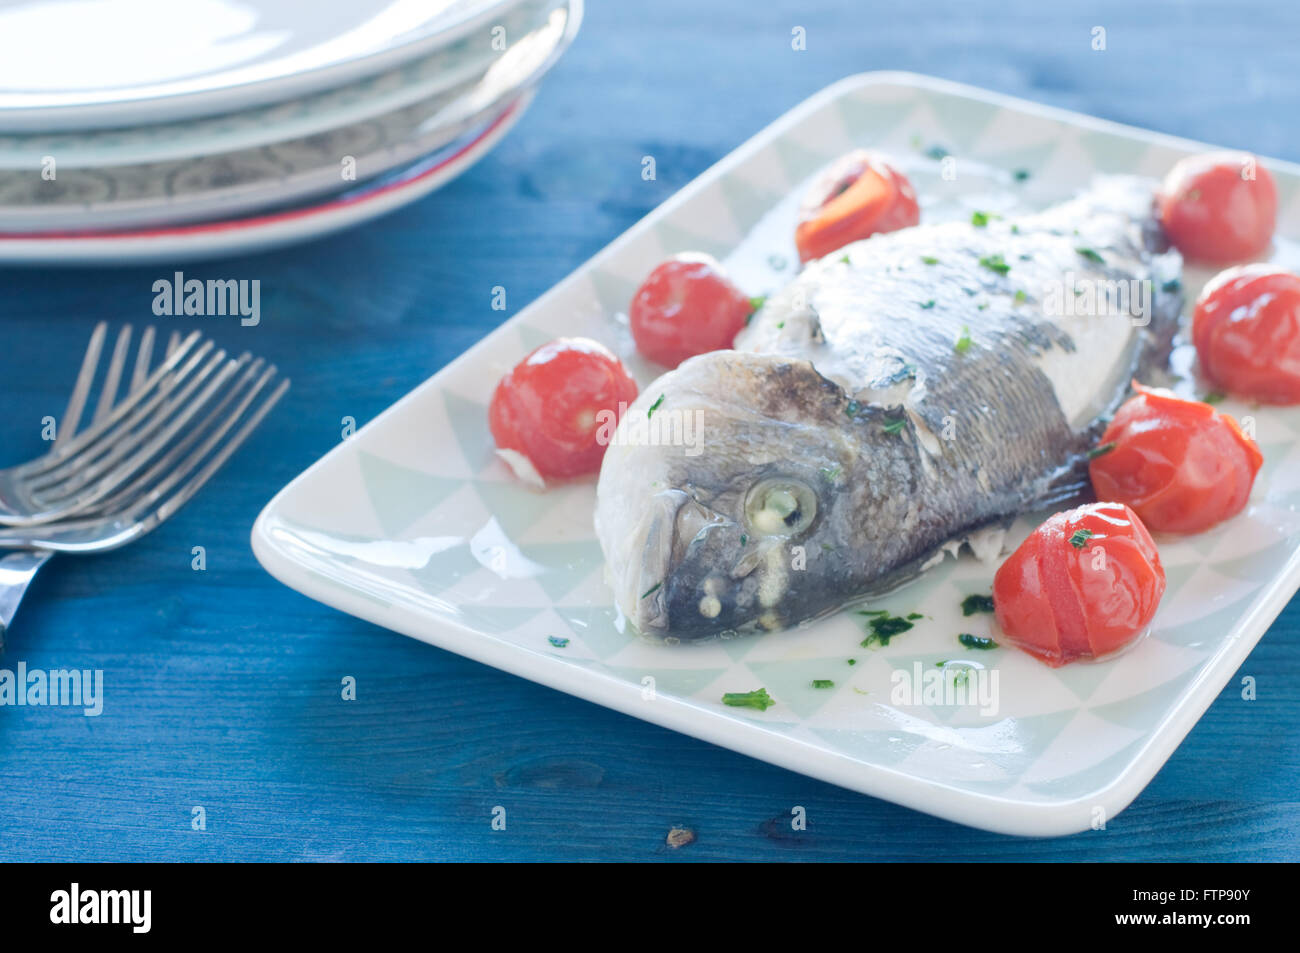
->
[595,176,1182,639]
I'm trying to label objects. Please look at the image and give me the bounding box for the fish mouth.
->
[624,489,741,636]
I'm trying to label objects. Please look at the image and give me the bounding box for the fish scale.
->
[595,176,1183,639]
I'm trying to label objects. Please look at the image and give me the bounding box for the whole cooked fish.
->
[595,177,1183,639]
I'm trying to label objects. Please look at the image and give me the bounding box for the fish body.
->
[595,177,1182,639]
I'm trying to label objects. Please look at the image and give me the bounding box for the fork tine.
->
[17,333,209,477]
[54,322,107,449]
[126,375,290,536]
[131,326,156,394]
[81,356,267,518]
[91,324,132,424]
[28,349,240,501]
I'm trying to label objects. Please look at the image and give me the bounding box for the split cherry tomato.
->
[628,253,754,368]
[993,502,1165,667]
[488,338,638,483]
[1157,151,1277,265]
[1193,264,1300,405]
[1088,384,1262,534]
[794,150,919,263]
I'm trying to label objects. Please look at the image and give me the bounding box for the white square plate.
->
[252,73,1300,835]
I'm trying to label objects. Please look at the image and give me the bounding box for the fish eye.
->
[744,478,818,537]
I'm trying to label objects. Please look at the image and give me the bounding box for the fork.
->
[0,322,231,526]
[0,324,289,648]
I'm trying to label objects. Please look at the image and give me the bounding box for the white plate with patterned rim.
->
[0,0,563,170]
[251,73,1300,836]
[0,0,519,131]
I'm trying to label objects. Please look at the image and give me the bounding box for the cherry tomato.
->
[794,150,919,263]
[488,338,638,482]
[993,502,1165,667]
[1088,384,1262,534]
[1193,264,1300,404]
[1157,151,1277,265]
[628,253,753,368]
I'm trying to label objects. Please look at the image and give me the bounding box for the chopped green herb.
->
[971,210,1001,227]
[857,609,888,617]
[954,325,973,354]
[921,255,940,265]
[647,394,665,418]
[1019,253,1033,261]
[1010,223,1021,234]
[860,612,916,648]
[1013,289,1028,304]
[907,612,924,621]
[739,533,748,547]
[1162,278,1182,293]
[548,636,570,648]
[963,287,978,296]
[882,416,907,435]
[640,582,662,599]
[961,593,995,616]
[811,679,835,690]
[1088,441,1117,460]
[1202,391,1226,405]
[845,399,861,418]
[977,302,989,311]
[847,658,857,666]
[775,320,785,329]
[1069,528,1094,548]
[925,144,950,160]
[958,633,998,650]
[1013,168,1031,182]
[749,295,767,313]
[920,299,936,309]
[949,667,972,688]
[1076,247,1105,264]
[722,688,775,711]
[839,254,851,265]
[979,253,1011,275]
[819,464,842,481]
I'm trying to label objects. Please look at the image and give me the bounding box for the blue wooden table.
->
[1,0,1296,861]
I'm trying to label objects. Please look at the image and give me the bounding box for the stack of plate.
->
[0,0,582,264]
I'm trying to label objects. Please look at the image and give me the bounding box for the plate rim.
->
[0,0,520,131]
[250,71,1300,836]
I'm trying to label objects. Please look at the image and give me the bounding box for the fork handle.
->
[0,550,53,650]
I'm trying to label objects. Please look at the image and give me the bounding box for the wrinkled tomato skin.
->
[993,502,1165,667]
[1193,265,1300,404]
[488,337,638,480]
[628,254,753,368]
[1157,151,1277,265]
[794,150,919,263]
[1089,385,1263,533]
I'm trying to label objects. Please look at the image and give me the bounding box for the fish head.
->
[596,351,884,639]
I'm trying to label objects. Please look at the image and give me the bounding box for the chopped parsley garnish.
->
[971,210,1000,227]
[882,415,907,435]
[954,325,973,354]
[749,295,767,313]
[1013,289,1028,304]
[1076,247,1106,264]
[979,253,1010,275]
[977,302,989,310]
[775,321,785,329]
[958,633,998,650]
[548,636,570,648]
[920,299,936,309]
[640,582,662,599]
[1202,391,1226,405]
[925,144,950,160]
[722,688,774,711]
[845,399,861,418]
[1087,441,1117,459]
[811,679,835,689]
[847,658,857,666]
[1010,224,1021,234]
[739,533,748,547]
[820,464,842,481]
[921,255,940,265]
[961,593,995,616]
[907,612,924,620]
[1069,528,1095,548]
[839,254,851,265]
[963,287,978,296]
[1013,168,1031,182]
[647,394,665,418]
[1162,278,1182,293]
[860,611,916,647]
